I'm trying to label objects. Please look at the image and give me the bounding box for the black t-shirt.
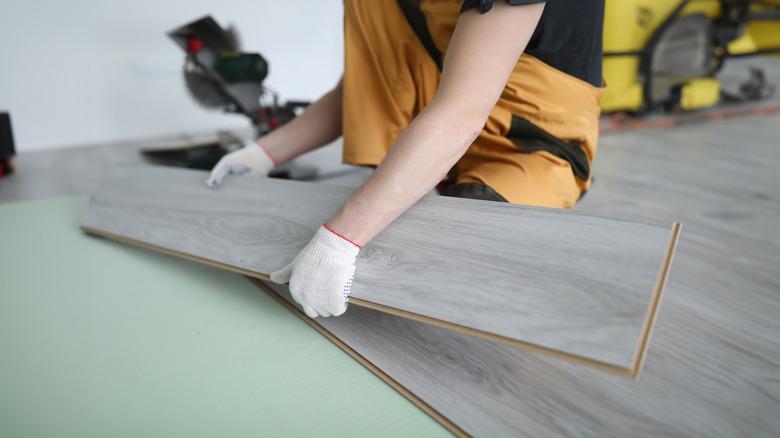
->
[461,0,605,86]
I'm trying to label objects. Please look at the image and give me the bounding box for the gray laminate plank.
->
[80,165,678,371]
[0,142,148,203]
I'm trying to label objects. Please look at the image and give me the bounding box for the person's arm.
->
[206,79,343,187]
[257,79,344,165]
[327,2,543,243]
[272,2,545,318]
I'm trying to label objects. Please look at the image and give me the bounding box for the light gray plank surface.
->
[80,165,676,371]
[252,109,780,437]
[0,140,148,203]
[0,133,356,204]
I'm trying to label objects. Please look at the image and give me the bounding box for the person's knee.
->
[450,158,582,208]
[440,182,508,203]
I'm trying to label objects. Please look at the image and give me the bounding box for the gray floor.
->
[264,94,780,435]
[278,111,779,436]
[0,131,360,204]
[2,57,779,435]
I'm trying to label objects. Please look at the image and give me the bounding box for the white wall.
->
[0,0,344,152]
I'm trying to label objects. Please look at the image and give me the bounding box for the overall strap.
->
[396,0,444,71]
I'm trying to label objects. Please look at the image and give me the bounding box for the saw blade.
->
[184,69,234,109]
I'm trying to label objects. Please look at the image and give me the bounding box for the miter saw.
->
[142,15,313,177]
[168,15,309,133]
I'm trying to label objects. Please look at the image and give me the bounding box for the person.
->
[207,0,605,318]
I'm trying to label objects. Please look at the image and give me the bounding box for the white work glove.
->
[270,225,361,318]
[206,141,275,188]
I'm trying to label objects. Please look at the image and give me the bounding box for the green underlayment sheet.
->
[0,195,449,438]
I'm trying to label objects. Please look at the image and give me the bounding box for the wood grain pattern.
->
[243,108,780,437]
[80,165,679,374]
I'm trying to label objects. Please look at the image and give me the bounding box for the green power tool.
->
[168,16,309,135]
[149,16,315,178]
[213,52,268,84]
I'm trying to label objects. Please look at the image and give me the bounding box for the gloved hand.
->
[206,141,275,188]
[270,225,361,318]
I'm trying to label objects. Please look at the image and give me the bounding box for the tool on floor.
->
[168,15,309,135]
[0,112,15,177]
[602,0,780,113]
[140,131,244,170]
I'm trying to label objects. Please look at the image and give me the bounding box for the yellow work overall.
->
[342,0,602,207]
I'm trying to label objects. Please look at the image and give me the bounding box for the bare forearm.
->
[327,98,480,244]
[256,80,343,165]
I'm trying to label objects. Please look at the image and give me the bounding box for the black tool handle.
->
[0,112,15,158]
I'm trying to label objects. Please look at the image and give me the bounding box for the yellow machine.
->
[602,0,780,113]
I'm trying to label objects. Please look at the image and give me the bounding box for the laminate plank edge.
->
[631,221,682,378]
[356,221,682,380]
[248,277,468,438]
